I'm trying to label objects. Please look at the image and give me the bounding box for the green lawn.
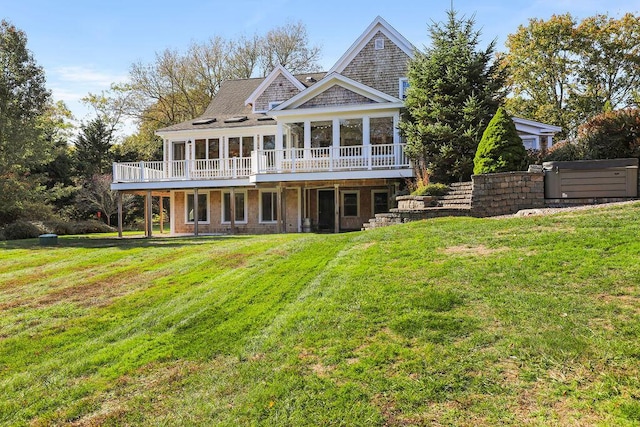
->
[1,203,640,426]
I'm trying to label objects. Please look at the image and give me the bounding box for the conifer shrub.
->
[474,107,528,174]
[3,220,44,240]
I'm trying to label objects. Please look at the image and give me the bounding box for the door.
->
[317,190,335,231]
[172,141,186,178]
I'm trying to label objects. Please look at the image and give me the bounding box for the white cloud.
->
[54,66,128,87]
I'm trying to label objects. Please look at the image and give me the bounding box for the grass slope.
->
[1,204,640,426]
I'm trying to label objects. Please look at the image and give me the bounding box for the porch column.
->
[304,120,311,159]
[393,113,401,166]
[159,196,164,234]
[230,188,236,234]
[332,118,340,170]
[276,185,283,234]
[193,188,199,237]
[334,183,340,234]
[363,116,371,170]
[117,191,123,238]
[276,122,284,172]
[145,190,153,238]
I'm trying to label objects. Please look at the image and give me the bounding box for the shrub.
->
[576,108,640,159]
[3,220,44,240]
[543,140,585,162]
[473,107,528,174]
[411,183,450,197]
[68,220,115,235]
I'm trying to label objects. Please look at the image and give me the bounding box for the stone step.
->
[449,181,473,189]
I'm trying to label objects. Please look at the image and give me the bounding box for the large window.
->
[194,138,220,160]
[227,137,254,158]
[260,191,278,223]
[372,190,389,215]
[284,123,304,149]
[186,192,208,223]
[340,118,363,147]
[262,135,275,150]
[222,191,247,223]
[311,120,332,149]
[341,191,359,217]
[370,117,394,145]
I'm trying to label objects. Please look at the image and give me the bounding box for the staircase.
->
[362,182,473,230]
[437,181,472,209]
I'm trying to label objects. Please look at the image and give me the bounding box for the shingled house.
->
[112,16,415,235]
[111,16,561,236]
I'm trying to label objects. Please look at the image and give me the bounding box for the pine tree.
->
[400,9,506,183]
[473,107,527,174]
[74,117,114,180]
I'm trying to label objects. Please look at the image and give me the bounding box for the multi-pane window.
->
[228,137,254,158]
[341,191,359,217]
[260,191,278,222]
[194,138,220,159]
[186,193,208,223]
[223,191,246,223]
[372,191,389,215]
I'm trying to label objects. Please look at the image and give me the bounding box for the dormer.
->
[245,64,306,113]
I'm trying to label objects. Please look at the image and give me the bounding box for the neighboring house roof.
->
[513,117,563,136]
[327,15,415,74]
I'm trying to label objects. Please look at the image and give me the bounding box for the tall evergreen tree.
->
[400,10,506,183]
[74,117,114,180]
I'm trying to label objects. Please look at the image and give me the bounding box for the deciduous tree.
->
[504,13,640,137]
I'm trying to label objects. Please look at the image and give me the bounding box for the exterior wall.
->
[255,74,302,112]
[172,188,299,234]
[299,85,376,108]
[470,172,545,217]
[341,31,410,98]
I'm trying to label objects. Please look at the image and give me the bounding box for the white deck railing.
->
[112,144,409,183]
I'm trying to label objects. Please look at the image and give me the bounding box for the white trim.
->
[399,77,409,100]
[221,189,248,224]
[245,65,306,112]
[512,116,562,134]
[371,189,389,215]
[268,101,284,110]
[271,73,401,112]
[341,190,360,218]
[270,102,405,119]
[258,189,278,224]
[327,16,415,74]
[184,191,210,224]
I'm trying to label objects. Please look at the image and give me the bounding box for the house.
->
[513,117,562,151]
[111,16,562,236]
[112,16,415,236]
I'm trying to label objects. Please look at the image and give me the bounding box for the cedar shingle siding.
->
[300,85,376,108]
[341,31,410,97]
[255,74,302,112]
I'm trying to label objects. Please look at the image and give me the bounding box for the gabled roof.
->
[513,117,563,135]
[270,72,402,114]
[244,64,306,111]
[327,16,415,74]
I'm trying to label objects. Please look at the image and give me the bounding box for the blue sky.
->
[2,0,639,129]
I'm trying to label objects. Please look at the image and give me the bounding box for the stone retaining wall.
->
[470,171,545,217]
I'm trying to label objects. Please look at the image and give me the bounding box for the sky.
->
[2,0,639,132]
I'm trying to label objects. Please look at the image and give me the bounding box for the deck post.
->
[230,187,236,234]
[159,196,164,234]
[334,183,340,234]
[145,190,153,238]
[276,185,283,234]
[194,188,199,237]
[117,191,123,238]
